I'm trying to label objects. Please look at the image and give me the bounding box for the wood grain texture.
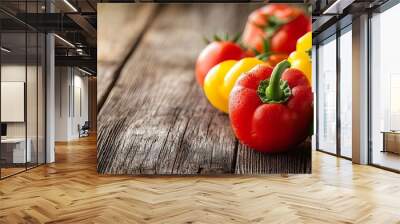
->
[97,4,159,107]
[97,4,157,63]
[1,136,400,223]
[235,139,311,174]
[97,3,311,175]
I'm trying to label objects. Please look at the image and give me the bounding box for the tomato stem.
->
[265,60,291,102]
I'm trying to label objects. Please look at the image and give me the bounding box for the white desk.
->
[1,138,31,163]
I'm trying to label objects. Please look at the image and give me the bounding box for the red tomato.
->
[243,4,311,55]
[195,41,246,87]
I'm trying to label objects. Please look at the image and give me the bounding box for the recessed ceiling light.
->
[323,0,355,15]
[54,34,75,48]
[63,0,78,12]
[78,67,93,76]
[1,47,11,53]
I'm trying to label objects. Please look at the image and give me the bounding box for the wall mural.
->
[97,3,313,175]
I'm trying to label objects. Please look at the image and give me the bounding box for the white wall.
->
[55,67,89,141]
[55,66,69,141]
[1,65,26,139]
[71,73,89,138]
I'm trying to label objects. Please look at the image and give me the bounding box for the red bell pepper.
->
[229,60,313,153]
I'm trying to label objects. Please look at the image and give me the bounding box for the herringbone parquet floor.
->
[1,135,400,224]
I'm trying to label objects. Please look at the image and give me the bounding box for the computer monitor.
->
[1,123,7,137]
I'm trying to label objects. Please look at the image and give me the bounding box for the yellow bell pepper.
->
[203,57,265,113]
[296,32,312,53]
[288,32,312,83]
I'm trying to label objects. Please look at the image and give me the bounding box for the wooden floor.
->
[1,163,45,178]
[0,135,400,223]
[97,3,310,175]
[1,167,25,178]
[373,151,400,171]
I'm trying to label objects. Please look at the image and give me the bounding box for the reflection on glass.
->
[371,4,400,171]
[317,36,337,154]
[26,0,40,169]
[0,2,47,179]
[339,28,352,158]
[1,31,27,177]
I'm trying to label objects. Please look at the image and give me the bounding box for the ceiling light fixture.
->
[63,0,78,12]
[76,49,85,55]
[1,47,11,53]
[54,34,75,48]
[323,0,355,15]
[78,67,93,76]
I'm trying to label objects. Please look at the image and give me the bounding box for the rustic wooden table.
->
[97,3,311,175]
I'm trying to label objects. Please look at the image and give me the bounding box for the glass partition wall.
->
[315,25,353,159]
[314,0,400,172]
[0,3,46,179]
[317,35,337,155]
[339,26,352,159]
[370,3,400,171]
[0,31,27,177]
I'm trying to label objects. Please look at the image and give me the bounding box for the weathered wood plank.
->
[98,4,261,175]
[97,4,158,108]
[98,3,311,175]
[235,139,312,174]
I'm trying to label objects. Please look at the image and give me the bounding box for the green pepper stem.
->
[255,52,272,61]
[265,60,291,101]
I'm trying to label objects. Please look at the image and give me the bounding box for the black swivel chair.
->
[78,121,90,138]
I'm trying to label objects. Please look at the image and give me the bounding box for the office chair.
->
[79,121,90,138]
